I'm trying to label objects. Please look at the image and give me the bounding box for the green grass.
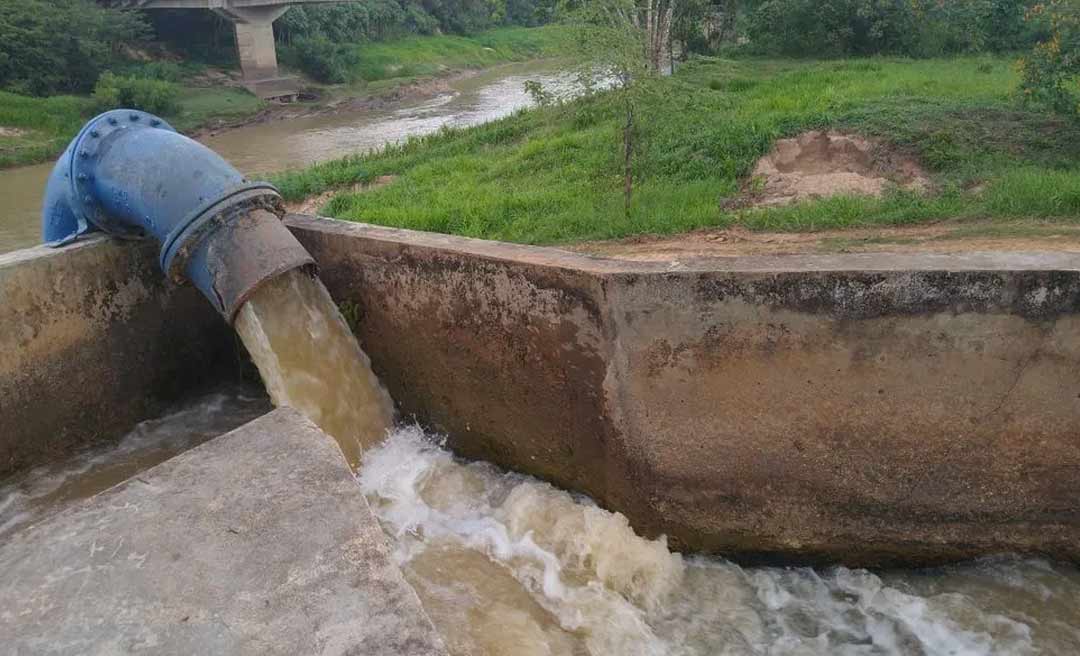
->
[273,55,1080,244]
[0,92,95,168]
[1,26,561,168]
[167,86,267,133]
[0,85,265,168]
[335,26,565,84]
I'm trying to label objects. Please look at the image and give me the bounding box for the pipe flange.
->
[160,184,285,282]
[67,109,176,239]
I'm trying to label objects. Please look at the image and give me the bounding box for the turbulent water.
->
[359,426,1080,656]
[234,268,396,468]
[229,271,1080,654]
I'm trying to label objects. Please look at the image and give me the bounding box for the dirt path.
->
[571,224,1080,261]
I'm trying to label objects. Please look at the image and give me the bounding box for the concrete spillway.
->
[0,408,446,655]
[4,217,1080,566]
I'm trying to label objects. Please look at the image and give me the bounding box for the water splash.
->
[234,268,396,467]
[359,426,1080,656]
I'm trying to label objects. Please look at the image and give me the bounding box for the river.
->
[0,60,575,254]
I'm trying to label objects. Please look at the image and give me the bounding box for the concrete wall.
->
[1,408,446,656]
[289,216,1080,566]
[3,219,1078,565]
[0,239,235,477]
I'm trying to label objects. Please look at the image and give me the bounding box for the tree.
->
[0,0,148,96]
[566,0,676,215]
[1020,1,1080,115]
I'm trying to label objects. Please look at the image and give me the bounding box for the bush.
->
[1020,1,1080,115]
[745,0,917,57]
[287,37,362,84]
[93,72,179,115]
[128,61,185,82]
[0,0,149,96]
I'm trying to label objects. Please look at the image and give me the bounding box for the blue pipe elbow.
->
[42,109,314,322]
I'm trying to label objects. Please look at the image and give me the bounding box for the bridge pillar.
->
[214,4,293,98]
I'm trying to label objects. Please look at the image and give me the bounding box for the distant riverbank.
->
[0,58,572,253]
[0,26,565,170]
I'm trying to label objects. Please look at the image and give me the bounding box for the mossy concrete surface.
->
[0,408,447,656]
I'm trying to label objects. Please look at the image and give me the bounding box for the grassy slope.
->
[0,85,265,168]
[274,56,1080,244]
[0,92,95,168]
[349,25,563,82]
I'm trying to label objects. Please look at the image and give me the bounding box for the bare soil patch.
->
[573,224,1080,261]
[0,127,28,138]
[736,131,930,208]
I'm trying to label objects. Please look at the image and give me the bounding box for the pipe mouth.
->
[182,208,316,323]
[160,184,283,281]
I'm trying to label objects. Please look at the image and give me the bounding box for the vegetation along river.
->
[0,60,575,254]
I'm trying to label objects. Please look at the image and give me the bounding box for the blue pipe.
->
[42,109,313,322]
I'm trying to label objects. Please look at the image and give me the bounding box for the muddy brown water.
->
[0,60,576,254]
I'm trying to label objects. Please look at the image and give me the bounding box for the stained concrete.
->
[0,408,447,656]
[3,218,1079,565]
[288,215,1080,565]
[0,238,235,477]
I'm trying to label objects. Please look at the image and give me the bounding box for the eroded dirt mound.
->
[747,131,929,206]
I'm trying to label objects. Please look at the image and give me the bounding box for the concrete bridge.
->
[105,1,345,98]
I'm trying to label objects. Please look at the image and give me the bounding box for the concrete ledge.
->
[0,238,234,476]
[0,408,446,656]
[288,215,1080,565]
[3,218,1078,565]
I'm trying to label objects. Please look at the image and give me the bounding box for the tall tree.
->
[0,0,148,96]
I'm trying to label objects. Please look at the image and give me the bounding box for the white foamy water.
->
[359,426,1080,656]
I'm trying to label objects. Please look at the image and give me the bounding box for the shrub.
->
[93,72,179,115]
[129,61,185,82]
[286,37,362,84]
[1019,1,1080,116]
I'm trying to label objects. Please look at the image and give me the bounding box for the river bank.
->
[0,26,564,170]
[0,59,573,253]
[189,66,490,141]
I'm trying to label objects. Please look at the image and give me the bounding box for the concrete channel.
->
[2,214,1079,650]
